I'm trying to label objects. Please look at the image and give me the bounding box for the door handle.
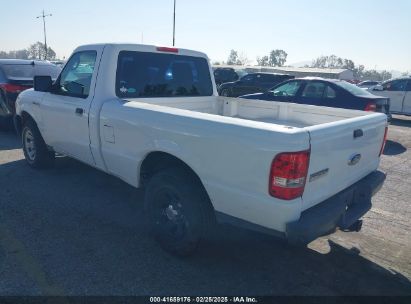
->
[75,108,84,115]
[32,101,40,106]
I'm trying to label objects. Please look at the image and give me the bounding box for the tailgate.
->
[302,113,387,210]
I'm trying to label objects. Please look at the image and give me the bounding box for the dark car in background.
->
[213,67,239,87]
[0,59,61,129]
[240,77,391,120]
[218,72,294,97]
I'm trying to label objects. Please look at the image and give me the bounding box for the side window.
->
[262,75,277,83]
[405,80,411,91]
[241,74,255,82]
[383,79,407,91]
[301,82,326,98]
[271,81,302,97]
[324,86,337,99]
[57,51,97,98]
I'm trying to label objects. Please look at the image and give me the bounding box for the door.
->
[297,81,328,106]
[234,74,257,96]
[267,80,303,102]
[402,80,411,114]
[39,50,100,165]
[372,79,407,113]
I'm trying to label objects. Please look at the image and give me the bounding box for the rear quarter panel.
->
[99,100,311,232]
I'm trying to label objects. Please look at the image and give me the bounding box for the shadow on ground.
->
[391,117,411,128]
[0,157,410,296]
[0,130,20,151]
[383,140,407,156]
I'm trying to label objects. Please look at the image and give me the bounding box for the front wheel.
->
[144,168,215,256]
[22,120,54,169]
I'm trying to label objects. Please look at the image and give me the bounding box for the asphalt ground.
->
[0,115,410,296]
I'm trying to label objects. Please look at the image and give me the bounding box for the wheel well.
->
[21,111,34,124]
[142,151,212,195]
[15,111,34,136]
[141,152,197,184]
[140,151,216,221]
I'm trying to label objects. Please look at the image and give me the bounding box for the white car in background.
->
[369,77,411,115]
[358,80,380,89]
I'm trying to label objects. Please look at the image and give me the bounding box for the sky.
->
[1,0,410,72]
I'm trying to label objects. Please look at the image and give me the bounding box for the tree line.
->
[0,42,57,61]
[219,49,393,81]
[307,54,392,81]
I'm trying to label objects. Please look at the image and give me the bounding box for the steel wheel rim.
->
[24,129,36,161]
[154,189,189,241]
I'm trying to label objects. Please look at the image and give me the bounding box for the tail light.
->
[0,83,29,94]
[379,126,388,157]
[269,150,310,200]
[156,46,179,53]
[365,101,376,111]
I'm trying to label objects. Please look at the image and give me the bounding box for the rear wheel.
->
[22,119,54,169]
[144,167,215,256]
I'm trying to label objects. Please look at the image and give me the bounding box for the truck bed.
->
[122,96,387,213]
[127,96,373,129]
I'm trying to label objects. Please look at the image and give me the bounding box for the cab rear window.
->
[116,51,213,98]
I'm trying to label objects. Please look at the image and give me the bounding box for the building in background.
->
[213,65,354,81]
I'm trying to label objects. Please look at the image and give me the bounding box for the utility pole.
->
[172,0,176,46]
[36,10,52,60]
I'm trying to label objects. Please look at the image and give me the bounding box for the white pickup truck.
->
[15,43,387,256]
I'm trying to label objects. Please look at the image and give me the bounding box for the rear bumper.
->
[286,170,386,245]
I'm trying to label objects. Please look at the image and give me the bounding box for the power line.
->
[36,10,52,60]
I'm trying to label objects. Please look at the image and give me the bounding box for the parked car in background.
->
[358,80,380,89]
[240,78,391,120]
[213,67,239,87]
[368,77,411,115]
[0,59,61,129]
[218,72,294,97]
[50,60,65,68]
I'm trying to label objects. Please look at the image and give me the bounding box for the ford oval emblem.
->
[348,153,361,166]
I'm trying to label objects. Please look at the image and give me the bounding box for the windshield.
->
[2,64,61,80]
[335,80,375,96]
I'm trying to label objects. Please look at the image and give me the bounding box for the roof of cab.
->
[0,59,56,66]
[73,43,209,59]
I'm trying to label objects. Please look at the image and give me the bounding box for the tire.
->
[22,119,54,169]
[220,88,231,97]
[144,167,215,256]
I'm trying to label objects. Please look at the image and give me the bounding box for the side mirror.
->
[373,84,384,91]
[34,76,52,92]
